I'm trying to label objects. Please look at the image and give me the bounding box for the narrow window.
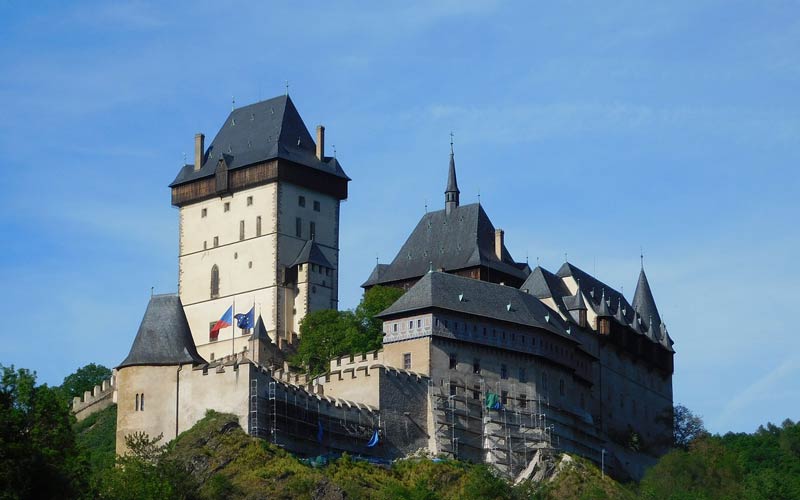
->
[210,265,220,298]
[224,202,230,212]
[519,394,527,408]
[201,208,207,218]
[209,322,218,341]
[213,236,219,247]
[247,196,253,206]
[295,217,302,238]
[449,354,457,370]
[449,383,457,397]
[313,200,320,212]
[403,353,412,370]
[417,319,422,328]
[298,195,306,207]
[203,241,207,250]
[500,364,508,379]
[472,387,480,400]
[473,358,481,374]
[135,393,139,411]
[256,216,262,236]
[501,390,508,405]
[409,320,413,330]
[140,393,144,411]
[519,367,526,383]
[239,220,245,241]
[393,323,398,332]
[309,221,316,240]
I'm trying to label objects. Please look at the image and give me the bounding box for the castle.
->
[72,95,674,480]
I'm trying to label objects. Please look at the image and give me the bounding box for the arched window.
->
[211,265,220,298]
[135,393,139,411]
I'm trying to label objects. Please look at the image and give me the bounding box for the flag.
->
[210,306,233,333]
[235,306,255,330]
[366,429,379,448]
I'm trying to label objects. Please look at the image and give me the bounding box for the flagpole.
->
[232,297,236,357]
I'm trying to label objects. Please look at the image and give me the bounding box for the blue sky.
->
[1,1,798,434]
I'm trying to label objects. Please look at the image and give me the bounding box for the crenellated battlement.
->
[328,349,383,372]
[72,373,116,421]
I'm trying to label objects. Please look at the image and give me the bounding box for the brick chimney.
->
[316,125,325,160]
[494,229,504,260]
[194,133,204,171]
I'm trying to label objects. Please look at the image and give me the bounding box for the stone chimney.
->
[316,125,325,160]
[194,133,204,171]
[494,229,504,260]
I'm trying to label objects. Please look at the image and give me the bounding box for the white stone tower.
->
[169,95,349,360]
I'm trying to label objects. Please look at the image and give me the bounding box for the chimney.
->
[494,229,504,260]
[316,125,325,160]
[194,133,204,171]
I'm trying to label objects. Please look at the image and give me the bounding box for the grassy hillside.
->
[74,404,117,481]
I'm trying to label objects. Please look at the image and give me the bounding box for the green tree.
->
[672,404,708,449]
[0,365,87,500]
[354,285,404,348]
[59,363,112,402]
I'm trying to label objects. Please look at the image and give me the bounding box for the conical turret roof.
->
[632,268,661,328]
[118,294,206,368]
[595,289,612,317]
[252,315,270,342]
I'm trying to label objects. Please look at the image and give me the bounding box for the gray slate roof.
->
[632,268,662,328]
[290,239,333,268]
[170,95,348,187]
[377,271,577,342]
[362,203,527,287]
[118,294,206,368]
[446,151,459,195]
[252,315,270,342]
[556,262,633,322]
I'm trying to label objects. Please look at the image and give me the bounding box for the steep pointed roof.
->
[630,312,644,335]
[361,263,390,288]
[596,289,612,317]
[564,287,587,311]
[118,294,206,368]
[445,149,459,196]
[522,266,571,301]
[170,95,349,187]
[362,203,527,287]
[252,315,270,342]
[556,262,633,319]
[632,268,662,328]
[659,323,675,352]
[614,297,628,325]
[290,239,333,268]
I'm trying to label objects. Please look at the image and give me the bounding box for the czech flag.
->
[210,305,233,334]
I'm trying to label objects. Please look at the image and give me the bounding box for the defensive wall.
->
[72,374,116,422]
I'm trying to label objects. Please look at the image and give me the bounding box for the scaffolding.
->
[431,378,555,477]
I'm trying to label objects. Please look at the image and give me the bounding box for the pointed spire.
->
[614,296,627,325]
[596,288,612,317]
[445,132,460,215]
[632,267,662,328]
[252,315,270,342]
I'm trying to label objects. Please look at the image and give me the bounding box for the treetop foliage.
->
[60,363,112,402]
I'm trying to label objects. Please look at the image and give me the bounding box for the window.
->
[135,393,139,411]
[210,265,220,298]
[213,236,219,247]
[501,390,508,405]
[298,195,305,207]
[560,379,566,397]
[435,318,440,327]
[472,387,480,400]
[209,322,219,341]
[417,319,422,328]
[224,202,230,212]
[140,393,144,411]
[256,216,262,236]
[519,368,526,383]
[313,200,320,212]
[403,353,412,370]
[312,264,317,273]
[519,394,527,408]
[309,221,316,240]
[203,241,207,250]
[295,217,302,238]
[500,364,508,379]
[449,354,457,370]
[449,383,457,397]
[409,321,413,330]
[393,323,398,332]
[239,220,245,240]
[473,358,481,374]
[201,208,207,218]
[483,327,487,337]
[247,196,253,206]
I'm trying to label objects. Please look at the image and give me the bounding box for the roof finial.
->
[232,96,235,110]
[450,130,454,154]
[477,189,481,205]
[424,198,428,213]
[182,152,187,164]
[564,252,568,263]
[428,261,434,273]
[150,286,154,297]
[640,246,644,270]
[332,144,337,159]
[285,80,289,96]
[536,256,540,266]
[526,251,529,265]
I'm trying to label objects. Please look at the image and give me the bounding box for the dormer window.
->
[598,317,611,335]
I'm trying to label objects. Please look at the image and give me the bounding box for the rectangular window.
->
[256,216,262,236]
[313,200,320,212]
[501,390,508,405]
[239,220,245,241]
[472,388,480,400]
[224,202,230,212]
[247,196,253,206]
[393,323,398,332]
[519,394,527,408]
[403,353,412,370]
[295,217,302,238]
[473,358,481,374]
[519,368,526,383]
[201,208,207,218]
[203,241,207,250]
[298,195,306,207]
[409,320,413,330]
[209,322,219,342]
[417,319,422,328]
[309,221,316,240]
[449,354,457,370]
[213,236,219,247]
[500,364,508,379]
[449,383,457,397]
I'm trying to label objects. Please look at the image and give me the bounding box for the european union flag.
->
[234,306,255,330]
